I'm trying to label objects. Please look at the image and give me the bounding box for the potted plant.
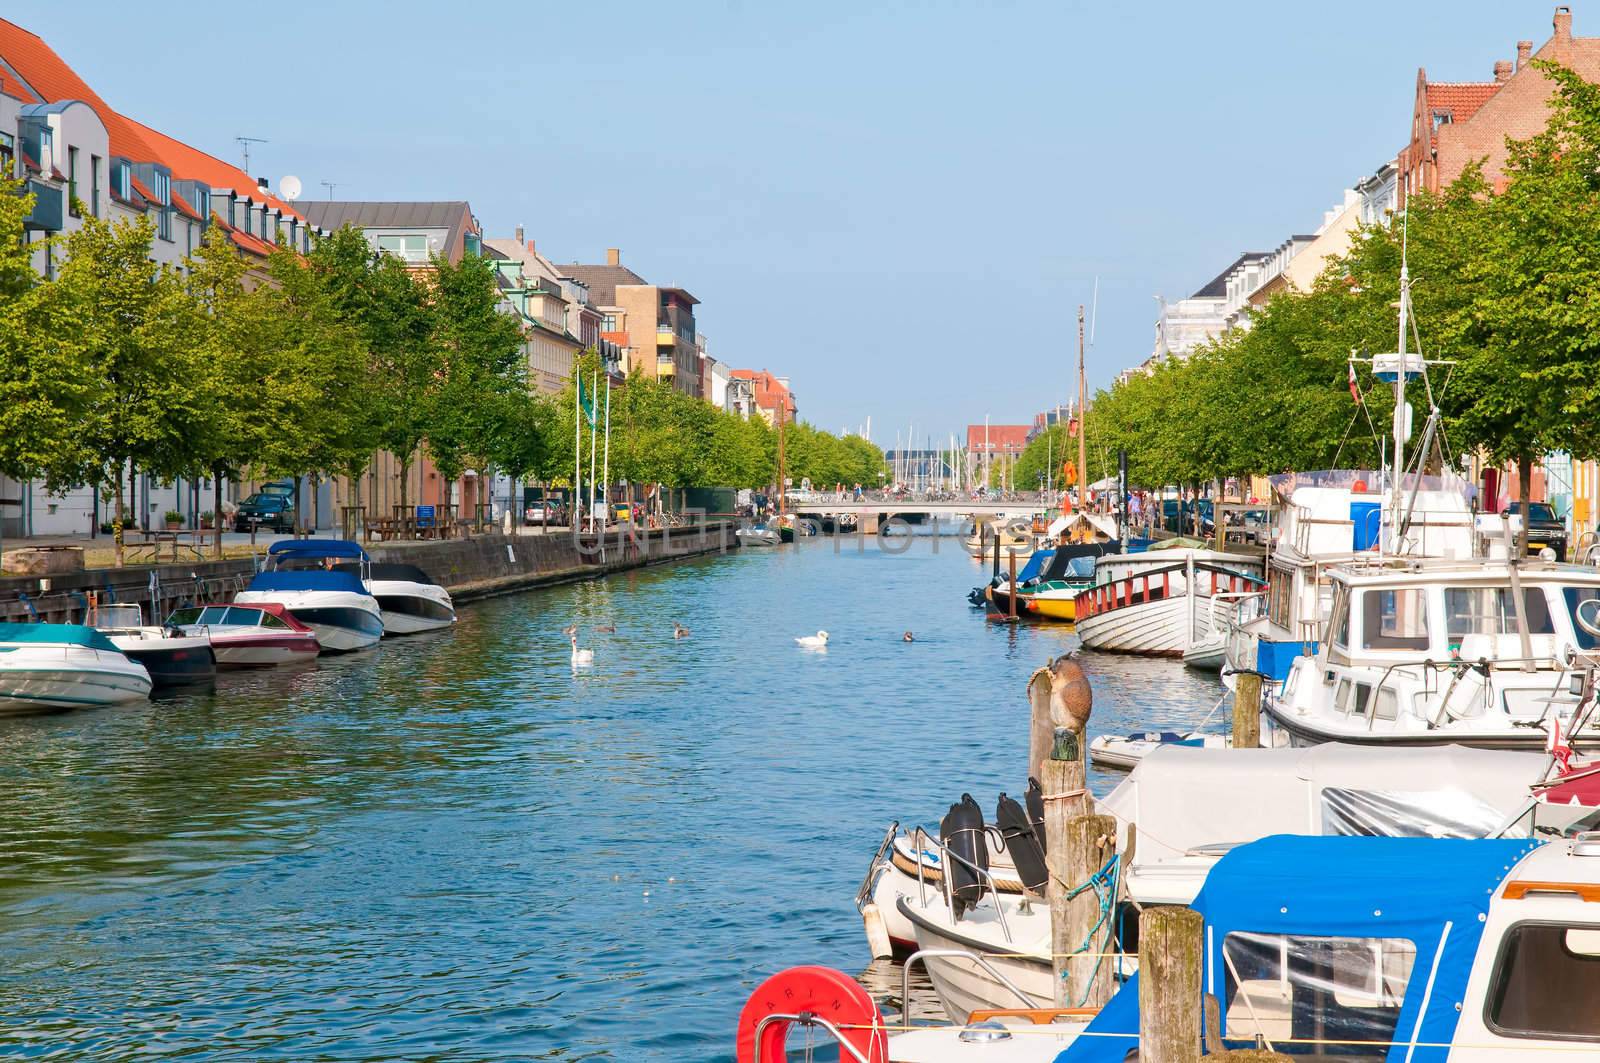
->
[199,510,215,529]
[164,509,183,530]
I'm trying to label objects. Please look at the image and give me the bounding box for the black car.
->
[1504,501,1567,560]
[234,492,297,533]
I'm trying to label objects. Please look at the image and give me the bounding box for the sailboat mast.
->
[1391,263,1410,551]
[1078,305,1088,508]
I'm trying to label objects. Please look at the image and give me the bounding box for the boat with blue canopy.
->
[233,539,384,653]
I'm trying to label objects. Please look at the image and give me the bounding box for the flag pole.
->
[588,368,599,532]
[573,371,581,533]
[601,371,612,523]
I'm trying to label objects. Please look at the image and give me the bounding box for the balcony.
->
[656,356,676,379]
[22,180,63,232]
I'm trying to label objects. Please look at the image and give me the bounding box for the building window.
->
[67,147,79,216]
[602,313,617,331]
[158,207,172,242]
[241,204,251,236]
[376,234,429,263]
[90,154,100,217]
[39,126,52,171]
[185,219,193,255]
[0,131,13,176]
[194,188,209,222]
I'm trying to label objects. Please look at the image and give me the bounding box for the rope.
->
[1040,788,1087,802]
[1056,850,1121,1007]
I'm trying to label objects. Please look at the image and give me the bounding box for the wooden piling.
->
[1139,906,1203,1063]
[1063,812,1117,1008]
[1042,727,1091,1007]
[1008,550,1018,619]
[1232,671,1262,749]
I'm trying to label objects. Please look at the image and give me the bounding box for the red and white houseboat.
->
[1072,546,1265,657]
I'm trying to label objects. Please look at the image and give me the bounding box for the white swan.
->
[795,630,829,649]
[570,633,595,667]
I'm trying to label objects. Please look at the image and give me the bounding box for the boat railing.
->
[1345,653,1577,733]
[855,821,899,910]
[899,948,1035,1025]
[751,1012,874,1063]
[1578,530,1600,566]
[1204,590,1266,640]
[910,825,1015,943]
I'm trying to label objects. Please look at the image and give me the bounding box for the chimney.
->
[1555,5,1573,41]
[526,239,536,253]
[1517,39,1533,68]
[256,176,269,191]
[1494,59,1513,82]
[606,248,621,266]
[514,223,524,244]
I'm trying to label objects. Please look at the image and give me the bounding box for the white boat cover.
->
[1098,742,1551,864]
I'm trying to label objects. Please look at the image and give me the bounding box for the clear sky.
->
[6,0,1567,446]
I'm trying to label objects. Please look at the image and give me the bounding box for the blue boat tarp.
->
[1016,550,1055,583]
[245,570,369,595]
[1056,834,1539,1063]
[0,622,121,653]
[266,539,369,560]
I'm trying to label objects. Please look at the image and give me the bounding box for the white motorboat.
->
[752,832,1600,1062]
[234,539,384,653]
[362,562,456,635]
[1265,556,1600,749]
[89,603,217,687]
[1072,546,1265,656]
[0,622,151,714]
[1224,469,1478,685]
[735,524,781,547]
[1087,729,1229,770]
[166,602,321,668]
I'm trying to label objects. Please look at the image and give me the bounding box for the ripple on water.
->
[0,542,1224,1060]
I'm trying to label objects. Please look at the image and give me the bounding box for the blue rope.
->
[1059,851,1122,1007]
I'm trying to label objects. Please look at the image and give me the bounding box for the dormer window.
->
[1431,110,1452,131]
[377,234,429,263]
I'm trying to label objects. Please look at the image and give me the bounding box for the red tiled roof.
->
[601,330,630,346]
[170,190,201,221]
[965,424,1031,452]
[1425,82,1501,121]
[0,68,38,103]
[729,368,796,415]
[0,16,158,159]
[118,114,305,222]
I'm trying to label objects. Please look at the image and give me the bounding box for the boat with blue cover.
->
[0,622,152,714]
[233,539,384,653]
[755,832,1600,1062]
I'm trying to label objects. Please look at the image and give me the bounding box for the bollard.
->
[1232,671,1262,749]
[1063,812,1117,1008]
[1042,727,1090,1006]
[1139,906,1203,1063]
[1008,550,1018,619]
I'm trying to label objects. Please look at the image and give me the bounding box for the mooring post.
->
[1064,812,1117,1008]
[1008,550,1018,619]
[1042,726,1090,1007]
[1232,671,1262,749]
[1139,906,1203,1063]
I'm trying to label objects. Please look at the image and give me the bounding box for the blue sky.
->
[8,0,1565,444]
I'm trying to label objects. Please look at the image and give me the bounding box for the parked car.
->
[1503,501,1567,560]
[233,492,297,532]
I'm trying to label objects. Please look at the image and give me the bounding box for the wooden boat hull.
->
[1074,596,1196,656]
[1020,591,1078,621]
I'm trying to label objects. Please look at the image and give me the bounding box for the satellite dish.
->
[279,175,303,201]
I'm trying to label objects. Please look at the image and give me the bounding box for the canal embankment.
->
[0,522,740,621]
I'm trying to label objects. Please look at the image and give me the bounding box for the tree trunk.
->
[129,465,138,534]
[399,456,411,515]
[311,472,321,534]
[1518,454,1534,559]
[294,477,304,538]
[112,471,126,568]
[212,463,225,559]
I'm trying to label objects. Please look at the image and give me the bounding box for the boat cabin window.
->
[1329,587,1352,650]
[1563,588,1600,650]
[257,611,291,630]
[1444,587,1554,646]
[221,607,264,626]
[1269,569,1294,629]
[1487,921,1600,1041]
[1222,932,1416,1057]
[1361,589,1430,651]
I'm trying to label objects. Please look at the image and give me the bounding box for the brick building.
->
[1399,6,1600,201]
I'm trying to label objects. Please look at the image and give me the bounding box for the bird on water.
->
[569,633,595,668]
[673,623,691,639]
[795,630,829,649]
[595,624,616,633]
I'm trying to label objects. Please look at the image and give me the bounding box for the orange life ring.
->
[736,966,887,1063]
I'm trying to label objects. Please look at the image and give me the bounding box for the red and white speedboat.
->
[166,603,321,668]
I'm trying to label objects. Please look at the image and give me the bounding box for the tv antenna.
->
[320,180,339,200]
[236,136,268,173]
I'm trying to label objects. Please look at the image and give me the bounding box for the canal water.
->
[0,539,1224,1060]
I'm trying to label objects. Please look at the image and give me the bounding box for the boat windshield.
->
[1564,587,1600,649]
[167,608,203,626]
[1222,931,1416,1057]
[1360,589,1430,651]
[1443,587,1554,647]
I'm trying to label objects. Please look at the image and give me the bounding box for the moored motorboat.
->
[360,562,456,635]
[90,603,216,687]
[735,523,782,547]
[1087,729,1229,770]
[1072,545,1265,657]
[234,539,384,653]
[0,622,152,714]
[166,602,321,668]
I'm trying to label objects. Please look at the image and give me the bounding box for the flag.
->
[1348,363,1362,405]
[577,377,598,427]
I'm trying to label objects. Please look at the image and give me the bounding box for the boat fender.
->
[940,793,989,919]
[1026,777,1047,854]
[860,902,893,960]
[995,793,1048,895]
[736,965,887,1063]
